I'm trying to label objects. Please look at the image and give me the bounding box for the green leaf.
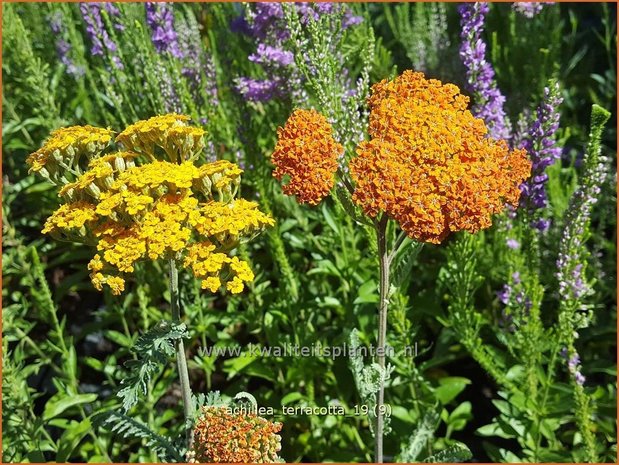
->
[476,421,517,439]
[391,239,423,287]
[66,346,77,381]
[118,321,188,411]
[56,419,92,462]
[27,450,47,462]
[281,392,304,405]
[447,401,473,431]
[105,330,134,348]
[354,279,379,304]
[434,377,471,405]
[43,394,98,421]
[322,202,341,235]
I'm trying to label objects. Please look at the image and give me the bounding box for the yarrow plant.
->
[4,2,615,462]
[27,113,274,443]
[350,71,530,243]
[271,70,531,462]
[271,109,342,205]
[28,114,273,296]
[187,406,282,463]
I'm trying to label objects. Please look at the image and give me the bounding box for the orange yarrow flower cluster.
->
[272,71,531,244]
[350,71,530,243]
[271,109,342,205]
[187,406,282,463]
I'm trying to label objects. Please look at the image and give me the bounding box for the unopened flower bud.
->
[103,176,115,190]
[87,183,101,198]
[114,156,126,172]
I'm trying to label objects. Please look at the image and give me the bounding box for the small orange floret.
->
[271,109,342,205]
[349,71,531,243]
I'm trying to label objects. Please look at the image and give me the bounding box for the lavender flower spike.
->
[48,10,85,78]
[556,105,610,307]
[145,2,183,58]
[249,44,294,67]
[458,2,511,140]
[80,3,123,69]
[519,81,563,226]
[235,77,282,103]
[234,3,363,104]
[560,347,586,386]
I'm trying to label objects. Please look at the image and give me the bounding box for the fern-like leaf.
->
[397,407,440,462]
[423,443,472,463]
[93,410,183,462]
[391,237,423,288]
[118,320,189,411]
[348,329,393,436]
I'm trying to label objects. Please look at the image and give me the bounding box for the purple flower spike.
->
[458,3,511,140]
[568,353,581,371]
[80,3,123,69]
[574,371,586,386]
[145,2,183,58]
[249,44,294,66]
[234,3,363,104]
[497,284,511,305]
[564,349,586,386]
[235,77,283,102]
[519,82,563,222]
[48,10,85,78]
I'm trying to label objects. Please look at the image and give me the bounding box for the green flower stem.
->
[168,259,195,444]
[375,215,390,463]
[574,382,599,463]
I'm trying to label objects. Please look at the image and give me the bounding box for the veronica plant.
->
[440,104,612,462]
[458,2,511,140]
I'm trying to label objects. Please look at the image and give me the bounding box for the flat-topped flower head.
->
[271,109,342,205]
[187,406,282,463]
[349,71,531,243]
[116,113,205,162]
[31,114,273,295]
[26,125,114,183]
[42,201,97,239]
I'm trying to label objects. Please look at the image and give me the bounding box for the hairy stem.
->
[168,259,195,445]
[375,215,390,463]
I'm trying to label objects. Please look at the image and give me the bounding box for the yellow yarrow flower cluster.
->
[26,125,114,184]
[28,114,274,295]
[183,243,255,293]
[41,201,98,237]
[116,113,205,163]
